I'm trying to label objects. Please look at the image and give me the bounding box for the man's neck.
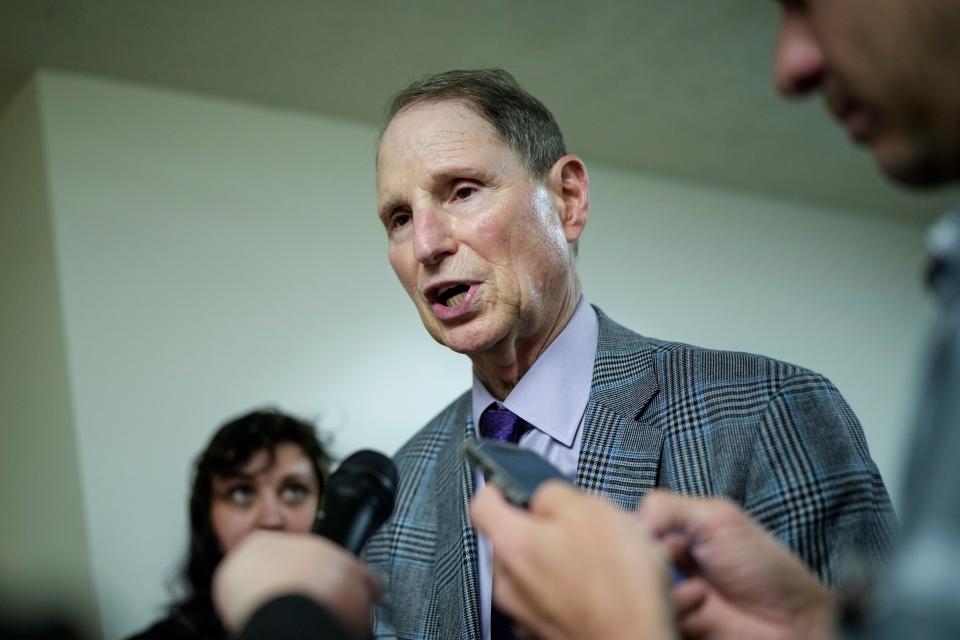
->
[471,282,582,401]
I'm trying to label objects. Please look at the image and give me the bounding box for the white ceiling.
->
[2,0,957,221]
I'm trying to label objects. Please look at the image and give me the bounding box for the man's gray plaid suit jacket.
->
[364,308,896,639]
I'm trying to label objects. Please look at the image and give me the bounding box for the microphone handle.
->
[342,502,377,554]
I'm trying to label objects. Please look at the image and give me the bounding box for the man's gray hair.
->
[385,68,567,180]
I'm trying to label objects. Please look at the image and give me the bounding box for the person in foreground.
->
[127,409,337,639]
[362,67,893,639]
[470,0,960,638]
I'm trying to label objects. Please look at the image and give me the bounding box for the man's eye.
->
[391,212,412,229]
[454,186,476,200]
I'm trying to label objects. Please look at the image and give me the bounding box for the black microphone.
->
[314,449,398,554]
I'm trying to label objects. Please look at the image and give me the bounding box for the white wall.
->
[0,77,100,637]
[36,71,469,639]
[24,70,932,637]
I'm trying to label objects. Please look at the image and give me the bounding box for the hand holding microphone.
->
[213,531,381,635]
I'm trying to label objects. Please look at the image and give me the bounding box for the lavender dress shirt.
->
[470,296,599,640]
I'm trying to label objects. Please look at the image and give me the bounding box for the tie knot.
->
[479,403,528,444]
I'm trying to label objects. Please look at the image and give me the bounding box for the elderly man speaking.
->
[364,68,895,640]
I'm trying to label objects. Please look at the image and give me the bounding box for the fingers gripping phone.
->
[463,439,687,583]
[461,439,570,507]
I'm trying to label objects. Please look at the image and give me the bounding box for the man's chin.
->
[427,322,502,357]
[873,138,954,188]
[433,335,496,357]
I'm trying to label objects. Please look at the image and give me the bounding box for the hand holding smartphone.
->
[461,439,570,507]
[463,439,686,583]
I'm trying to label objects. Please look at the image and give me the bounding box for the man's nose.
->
[773,12,825,97]
[255,493,284,531]
[413,206,457,266]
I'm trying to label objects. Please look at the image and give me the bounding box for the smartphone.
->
[461,439,570,507]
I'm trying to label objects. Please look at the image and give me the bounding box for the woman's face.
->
[210,442,320,553]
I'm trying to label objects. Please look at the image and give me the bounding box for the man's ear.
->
[547,155,589,244]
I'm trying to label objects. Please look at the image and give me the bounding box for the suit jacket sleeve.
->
[744,370,896,586]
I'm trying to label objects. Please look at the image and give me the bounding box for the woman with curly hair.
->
[128,409,332,640]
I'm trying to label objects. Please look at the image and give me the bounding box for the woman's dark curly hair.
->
[169,408,332,638]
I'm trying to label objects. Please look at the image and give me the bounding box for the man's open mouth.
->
[437,283,470,307]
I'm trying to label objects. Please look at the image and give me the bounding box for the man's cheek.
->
[388,257,415,290]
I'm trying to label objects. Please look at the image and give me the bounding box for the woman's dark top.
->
[126,596,355,640]
[125,605,224,640]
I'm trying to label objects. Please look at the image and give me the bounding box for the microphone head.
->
[315,449,398,553]
[327,449,398,511]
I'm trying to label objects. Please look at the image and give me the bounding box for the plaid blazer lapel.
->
[576,309,665,510]
[428,403,482,640]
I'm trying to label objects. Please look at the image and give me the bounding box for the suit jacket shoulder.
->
[586,308,895,585]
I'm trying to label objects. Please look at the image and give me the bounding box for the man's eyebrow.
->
[378,196,407,221]
[428,165,493,185]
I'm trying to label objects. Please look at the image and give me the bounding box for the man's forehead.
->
[381,102,498,153]
[377,103,514,183]
[381,131,488,175]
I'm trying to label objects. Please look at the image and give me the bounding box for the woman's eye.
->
[280,484,309,503]
[227,486,254,505]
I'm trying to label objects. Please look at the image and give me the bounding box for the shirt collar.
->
[471,296,599,447]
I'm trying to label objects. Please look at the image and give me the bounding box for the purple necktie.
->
[479,403,529,444]
[478,403,527,640]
